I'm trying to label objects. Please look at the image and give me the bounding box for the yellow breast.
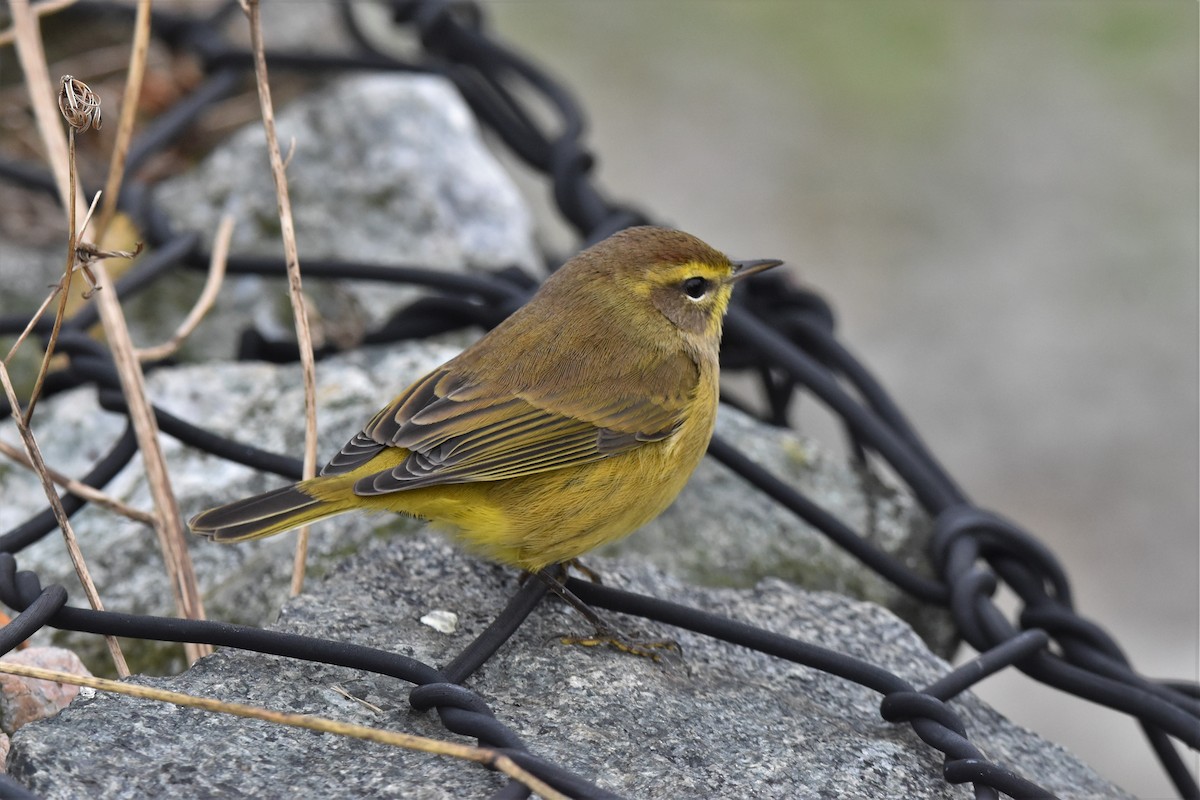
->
[367,368,720,572]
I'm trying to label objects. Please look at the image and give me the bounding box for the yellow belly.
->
[345,389,717,572]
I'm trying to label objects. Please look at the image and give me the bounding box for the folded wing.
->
[319,363,693,495]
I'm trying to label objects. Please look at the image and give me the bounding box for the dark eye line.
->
[682,276,710,299]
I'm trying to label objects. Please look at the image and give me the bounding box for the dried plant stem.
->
[22,130,82,424]
[135,214,234,362]
[91,263,212,664]
[0,0,78,48]
[7,10,135,674]
[242,0,319,597]
[0,663,569,800]
[22,188,103,420]
[93,0,152,240]
[7,0,84,219]
[4,192,101,372]
[0,364,130,677]
[17,0,211,663]
[2,442,155,525]
[3,288,58,365]
[0,438,156,525]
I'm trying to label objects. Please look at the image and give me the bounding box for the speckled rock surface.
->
[0,341,462,674]
[4,71,539,369]
[611,404,947,651]
[0,338,950,676]
[7,535,1128,799]
[149,72,539,360]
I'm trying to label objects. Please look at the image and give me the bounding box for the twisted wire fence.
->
[0,1,1196,798]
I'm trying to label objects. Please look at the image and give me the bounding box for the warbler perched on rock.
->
[190,226,780,650]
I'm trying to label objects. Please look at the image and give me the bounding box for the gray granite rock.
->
[7,535,1129,799]
[0,341,460,674]
[149,72,539,359]
[610,405,949,652]
[3,67,544,676]
[0,337,951,675]
[3,70,538,367]
[157,72,535,272]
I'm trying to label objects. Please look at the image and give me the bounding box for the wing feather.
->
[321,350,697,495]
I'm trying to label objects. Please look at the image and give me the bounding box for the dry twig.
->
[7,0,84,218]
[10,0,211,663]
[93,0,152,240]
[22,166,102,423]
[135,213,233,362]
[0,364,130,677]
[0,662,570,800]
[5,12,133,676]
[331,684,384,715]
[0,438,157,525]
[242,0,320,596]
[0,0,78,48]
[91,265,212,663]
[3,290,58,366]
[89,0,212,662]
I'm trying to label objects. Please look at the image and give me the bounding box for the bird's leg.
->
[533,567,681,661]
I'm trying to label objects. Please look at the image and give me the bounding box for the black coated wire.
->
[0,424,139,554]
[0,554,614,800]
[0,1,1195,799]
[568,578,1053,799]
[707,435,949,603]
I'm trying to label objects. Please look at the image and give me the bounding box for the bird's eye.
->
[682,277,710,300]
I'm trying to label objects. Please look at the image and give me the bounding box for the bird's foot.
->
[558,625,682,662]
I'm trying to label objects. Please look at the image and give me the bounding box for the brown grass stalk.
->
[93,0,152,241]
[7,2,136,677]
[3,286,58,366]
[7,0,84,218]
[3,180,100,374]
[135,213,234,362]
[0,662,570,800]
[0,438,156,525]
[0,363,130,677]
[83,2,215,658]
[13,0,212,664]
[0,0,79,48]
[22,127,84,424]
[90,262,212,664]
[241,0,320,597]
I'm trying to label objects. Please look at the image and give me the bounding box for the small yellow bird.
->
[190,226,780,644]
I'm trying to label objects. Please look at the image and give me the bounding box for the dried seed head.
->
[75,240,143,267]
[74,241,144,298]
[58,75,102,132]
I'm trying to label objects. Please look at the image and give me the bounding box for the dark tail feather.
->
[189,483,344,542]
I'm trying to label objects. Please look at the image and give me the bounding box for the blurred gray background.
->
[482,1,1197,797]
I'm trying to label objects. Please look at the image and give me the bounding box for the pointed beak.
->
[727,258,784,284]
